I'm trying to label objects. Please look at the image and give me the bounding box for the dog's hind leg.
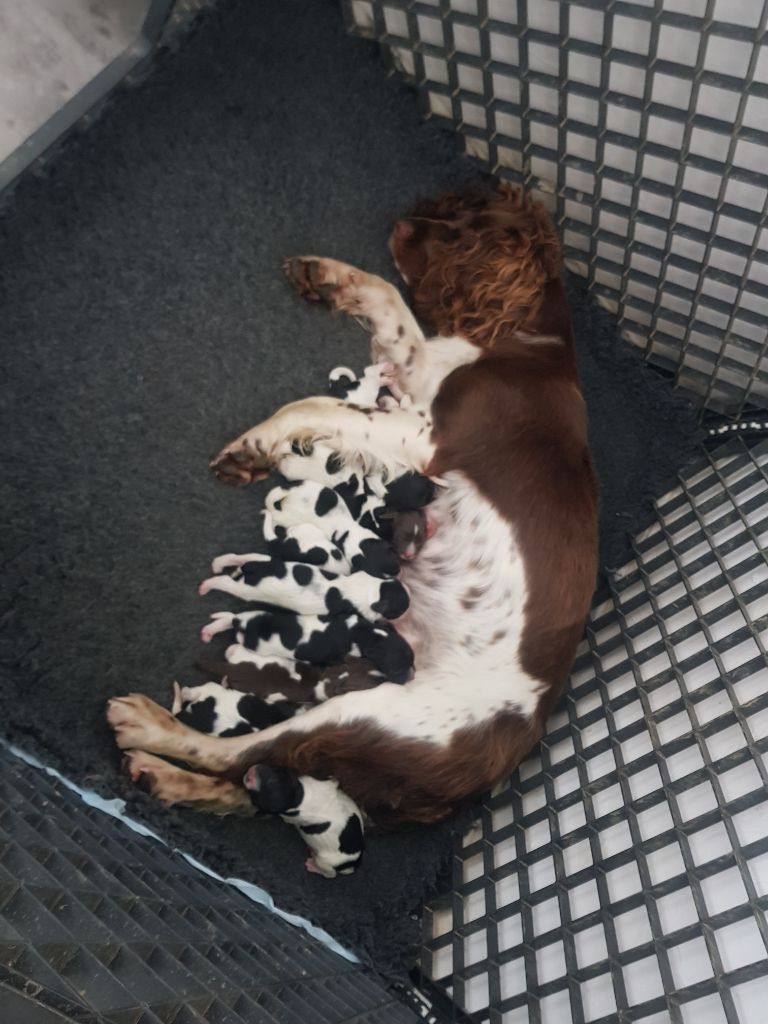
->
[122,750,255,815]
[108,680,406,776]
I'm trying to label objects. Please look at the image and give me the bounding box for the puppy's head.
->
[242,764,304,814]
[351,538,400,579]
[390,509,427,562]
[356,622,414,684]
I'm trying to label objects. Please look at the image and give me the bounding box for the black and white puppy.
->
[278,442,384,516]
[277,442,436,538]
[243,763,364,878]
[264,521,352,572]
[199,554,409,621]
[171,681,299,736]
[327,363,388,407]
[264,479,400,579]
[201,608,414,683]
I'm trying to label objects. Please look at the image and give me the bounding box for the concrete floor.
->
[0,0,149,165]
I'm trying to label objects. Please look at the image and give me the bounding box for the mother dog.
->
[107,184,598,825]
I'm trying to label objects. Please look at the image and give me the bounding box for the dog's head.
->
[388,183,562,347]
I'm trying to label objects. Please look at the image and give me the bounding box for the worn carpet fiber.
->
[0,0,701,974]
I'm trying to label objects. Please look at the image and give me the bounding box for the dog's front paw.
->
[284,257,361,312]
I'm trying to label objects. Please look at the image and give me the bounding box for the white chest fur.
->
[277,471,543,746]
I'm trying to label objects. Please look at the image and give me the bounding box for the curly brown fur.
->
[391,183,562,348]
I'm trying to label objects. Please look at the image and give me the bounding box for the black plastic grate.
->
[417,438,768,1022]
[0,746,421,1024]
[343,0,768,417]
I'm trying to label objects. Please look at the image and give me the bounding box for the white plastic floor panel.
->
[420,438,768,1023]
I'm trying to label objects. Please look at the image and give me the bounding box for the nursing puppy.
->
[278,441,435,532]
[172,681,299,736]
[201,607,414,683]
[264,479,400,579]
[199,555,409,620]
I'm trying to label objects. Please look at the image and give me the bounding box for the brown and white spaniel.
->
[107,184,599,827]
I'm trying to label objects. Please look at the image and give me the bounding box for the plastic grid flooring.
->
[0,747,420,1024]
[414,437,768,1022]
[343,0,768,417]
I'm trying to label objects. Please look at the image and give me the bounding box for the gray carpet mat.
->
[0,0,700,973]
